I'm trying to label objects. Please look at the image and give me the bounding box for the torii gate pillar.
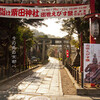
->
[42,40,45,63]
[62,40,65,65]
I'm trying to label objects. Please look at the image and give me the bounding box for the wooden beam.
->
[37,43,70,45]
[0,3,85,6]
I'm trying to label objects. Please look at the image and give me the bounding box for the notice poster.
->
[84,43,100,87]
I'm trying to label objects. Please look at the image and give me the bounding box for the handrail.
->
[66,64,81,85]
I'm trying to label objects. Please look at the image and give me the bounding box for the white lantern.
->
[91,20,99,37]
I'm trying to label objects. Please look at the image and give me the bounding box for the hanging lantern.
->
[91,20,99,38]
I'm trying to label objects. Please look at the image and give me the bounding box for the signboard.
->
[0,5,89,19]
[84,43,100,87]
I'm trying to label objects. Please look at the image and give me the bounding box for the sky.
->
[29,18,78,39]
[29,18,68,38]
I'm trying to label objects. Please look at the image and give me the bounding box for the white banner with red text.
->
[84,43,100,87]
[0,5,89,19]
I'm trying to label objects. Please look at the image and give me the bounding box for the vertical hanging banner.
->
[84,43,100,87]
[12,36,17,68]
[0,5,89,19]
[66,50,69,58]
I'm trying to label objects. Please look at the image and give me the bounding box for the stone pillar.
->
[62,40,64,65]
[42,40,45,63]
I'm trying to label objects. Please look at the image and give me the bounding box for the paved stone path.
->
[1,57,100,100]
[6,94,100,100]
[7,57,63,99]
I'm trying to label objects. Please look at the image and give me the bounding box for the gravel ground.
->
[60,66,77,95]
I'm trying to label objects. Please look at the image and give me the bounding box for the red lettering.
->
[52,11,56,17]
[63,11,67,16]
[86,59,90,61]
[57,11,62,16]
[0,8,6,15]
[74,7,78,10]
[86,45,90,49]
[41,12,46,17]
[86,51,90,55]
[74,11,77,16]
[86,55,90,58]
[83,10,86,15]
[18,9,25,16]
[46,12,51,17]
[6,11,10,16]
[26,9,32,17]
[78,10,82,15]
[68,11,73,16]
[11,9,18,16]
[32,9,39,17]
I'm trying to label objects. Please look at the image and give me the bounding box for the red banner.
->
[66,50,69,58]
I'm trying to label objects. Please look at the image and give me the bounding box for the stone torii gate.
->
[38,38,70,65]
